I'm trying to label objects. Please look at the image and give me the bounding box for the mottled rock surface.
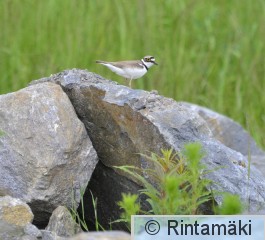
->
[39,229,130,240]
[31,69,265,227]
[183,102,265,176]
[0,196,40,240]
[68,231,130,240]
[40,230,64,240]
[0,82,98,227]
[46,206,82,237]
[0,196,33,226]
[24,223,42,238]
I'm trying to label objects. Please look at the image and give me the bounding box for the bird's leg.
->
[129,78,132,88]
[124,78,128,87]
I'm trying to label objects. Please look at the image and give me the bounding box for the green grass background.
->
[0,0,264,147]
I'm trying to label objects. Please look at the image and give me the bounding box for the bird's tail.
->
[96,60,105,64]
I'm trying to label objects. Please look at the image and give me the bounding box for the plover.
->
[96,56,158,88]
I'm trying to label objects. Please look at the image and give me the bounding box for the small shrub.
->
[217,193,243,214]
[115,143,216,228]
[116,193,141,230]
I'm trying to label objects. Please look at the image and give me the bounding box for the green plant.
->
[70,184,89,231]
[115,143,215,228]
[116,193,141,231]
[69,185,104,231]
[90,191,104,231]
[217,193,243,214]
[0,130,5,137]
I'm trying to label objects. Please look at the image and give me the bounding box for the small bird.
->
[96,56,158,88]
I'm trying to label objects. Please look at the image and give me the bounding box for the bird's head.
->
[142,56,158,68]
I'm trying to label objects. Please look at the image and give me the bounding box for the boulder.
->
[46,206,82,237]
[0,82,98,227]
[24,223,42,239]
[40,229,130,240]
[182,102,265,176]
[0,196,33,226]
[40,230,64,240]
[68,231,130,240]
[31,69,265,227]
[0,196,40,240]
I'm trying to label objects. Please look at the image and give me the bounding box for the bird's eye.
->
[146,58,150,61]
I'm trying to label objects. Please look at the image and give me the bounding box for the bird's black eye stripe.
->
[144,57,155,62]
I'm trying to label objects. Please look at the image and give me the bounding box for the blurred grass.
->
[0,0,264,147]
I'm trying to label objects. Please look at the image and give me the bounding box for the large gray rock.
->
[31,69,265,227]
[0,196,33,227]
[0,82,98,227]
[68,231,130,240]
[24,223,42,239]
[41,230,64,240]
[46,206,82,237]
[0,196,40,240]
[40,230,130,240]
[182,102,265,176]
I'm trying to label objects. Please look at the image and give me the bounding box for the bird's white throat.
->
[141,59,155,69]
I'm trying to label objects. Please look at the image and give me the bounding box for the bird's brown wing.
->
[108,60,142,69]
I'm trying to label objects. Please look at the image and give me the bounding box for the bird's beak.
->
[153,61,158,65]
